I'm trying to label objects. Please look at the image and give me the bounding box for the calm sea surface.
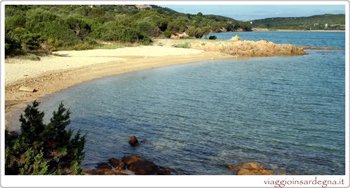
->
[36,32,345,174]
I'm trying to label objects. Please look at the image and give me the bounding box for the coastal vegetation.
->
[251,14,345,30]
[5,5,251,57]
[5,101,85,175]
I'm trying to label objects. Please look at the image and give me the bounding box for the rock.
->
[240,162,264,170]
[227,165,238,170]
[19,86,38,92]
[233,162,273,175]
[157,166,172,175]
[237,168,273,175]
[96,162,112,170]
[108,158,125,169]
[82,169,105,175]
[128,136,139,147]
[122,156,144,166]
[122,155,158,175]
[84,155,172,175]
[116,169,135,175]
[128,160,158,175]
[104,169,117,175]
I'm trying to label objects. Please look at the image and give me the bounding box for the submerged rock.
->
[128,136,139,147]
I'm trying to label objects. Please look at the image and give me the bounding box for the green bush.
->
[163,30,172,38]
[65,16,92,40]
[5,32,22,56]
[5,101,86,175]
[136,21,160,37]
[186,27,209,38]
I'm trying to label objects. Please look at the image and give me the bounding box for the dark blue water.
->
[37,32,345,175]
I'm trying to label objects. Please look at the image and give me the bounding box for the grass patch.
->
[18,54,41,61]
[173,42,191,48]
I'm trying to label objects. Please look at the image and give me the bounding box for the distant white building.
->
[136,5,152,10]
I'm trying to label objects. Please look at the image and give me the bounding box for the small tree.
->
[5,101,86,175]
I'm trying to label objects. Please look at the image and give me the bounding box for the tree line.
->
[5,5,252,56]
[251,14,345,30]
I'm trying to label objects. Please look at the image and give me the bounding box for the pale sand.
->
[5,46,232,128]
[5,46,204,85]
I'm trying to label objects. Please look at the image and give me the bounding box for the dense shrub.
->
[186,27,209,38]
[5,101,86,175]
[208,35,217,40]
[136,21,160,37]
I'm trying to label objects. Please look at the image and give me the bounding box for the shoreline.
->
[5,38,308,130]
[5,47,233,130]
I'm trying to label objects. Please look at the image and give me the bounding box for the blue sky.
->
[164,5,345,21]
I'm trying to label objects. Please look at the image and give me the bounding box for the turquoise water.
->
[36,32,345,175]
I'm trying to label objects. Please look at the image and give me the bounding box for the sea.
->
[28,31,346,174]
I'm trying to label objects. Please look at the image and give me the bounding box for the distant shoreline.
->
[252,28,345,32]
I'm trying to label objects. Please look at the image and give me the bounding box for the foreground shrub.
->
[5,101,86,175]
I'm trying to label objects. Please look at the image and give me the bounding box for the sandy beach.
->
[5,45,232,128]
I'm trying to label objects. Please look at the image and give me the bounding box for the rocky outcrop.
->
[227,162,273,175]
[122,156,158,175]
[108,158,125,169]
[192,40,306,57]
[128,136,139,147]
[83,155,172,175]
[154,38,307,57]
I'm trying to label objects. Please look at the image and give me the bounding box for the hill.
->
[5,5,252,57]
[251,14,345,30]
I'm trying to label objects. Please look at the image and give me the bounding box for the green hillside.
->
[251,14,345,30]
[5,5,252,56]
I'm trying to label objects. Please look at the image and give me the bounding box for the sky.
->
[164,5,345,21]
